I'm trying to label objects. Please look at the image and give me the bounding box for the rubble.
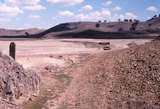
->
[0,52,40,109]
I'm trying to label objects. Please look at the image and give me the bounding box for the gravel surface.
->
[53,40,160,109]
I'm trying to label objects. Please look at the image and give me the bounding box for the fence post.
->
[9,42,16,60]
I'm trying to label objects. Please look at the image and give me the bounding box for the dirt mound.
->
[0,52,40,109]
[54,40,160,109]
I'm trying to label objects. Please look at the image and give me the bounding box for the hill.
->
[38,16,160,39]
[0,28,43,37]
[56,29,157,39]
[1,16,160,39]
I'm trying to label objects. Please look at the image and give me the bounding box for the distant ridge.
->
[1,15,160,39]
[0,28,43,37]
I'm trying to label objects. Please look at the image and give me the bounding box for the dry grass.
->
[23,65,72,109]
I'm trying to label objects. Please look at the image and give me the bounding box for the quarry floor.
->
[0,38,151,109]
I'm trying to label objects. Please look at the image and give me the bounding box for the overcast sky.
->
[0,0,159,29]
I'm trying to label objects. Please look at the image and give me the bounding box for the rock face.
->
[0,52,40,109]
[0,99,21,109]
[55,40,160,109]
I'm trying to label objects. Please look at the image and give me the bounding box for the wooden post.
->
[9,42,16,60]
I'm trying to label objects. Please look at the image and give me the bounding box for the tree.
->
[25,32,30,37]
[98,20,102,23]
[129,19,132,22]
[148,23,152,27]
[118,28,123,32]
[153,15,157,18]
[124,19,129,22]
[133,19,138,22]
[96,23,100,28]
[130,20,139,31]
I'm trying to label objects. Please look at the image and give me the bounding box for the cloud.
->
[0,4,23,17]
[0,17,11,22]
[7,0,41,6]
[47,0,84,5]
[146,6,158,12]
[81,5,93,11]
[58,10,74,17]
[119,12,137,20]
[76,9,111,21]
[7,0,46,11]
[57,8,112,22]
[29,14,40,18]
[104,0,112,5]
[24,4,46,11]
[113,6,121,11]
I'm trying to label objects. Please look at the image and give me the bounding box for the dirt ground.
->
[0,39,150,68]
[0,38,151,109]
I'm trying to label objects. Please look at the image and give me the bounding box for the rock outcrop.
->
[0,52,40,109]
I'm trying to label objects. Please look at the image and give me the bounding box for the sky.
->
[0,0,160,29]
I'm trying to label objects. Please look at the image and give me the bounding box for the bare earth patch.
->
[0,38,151,109]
